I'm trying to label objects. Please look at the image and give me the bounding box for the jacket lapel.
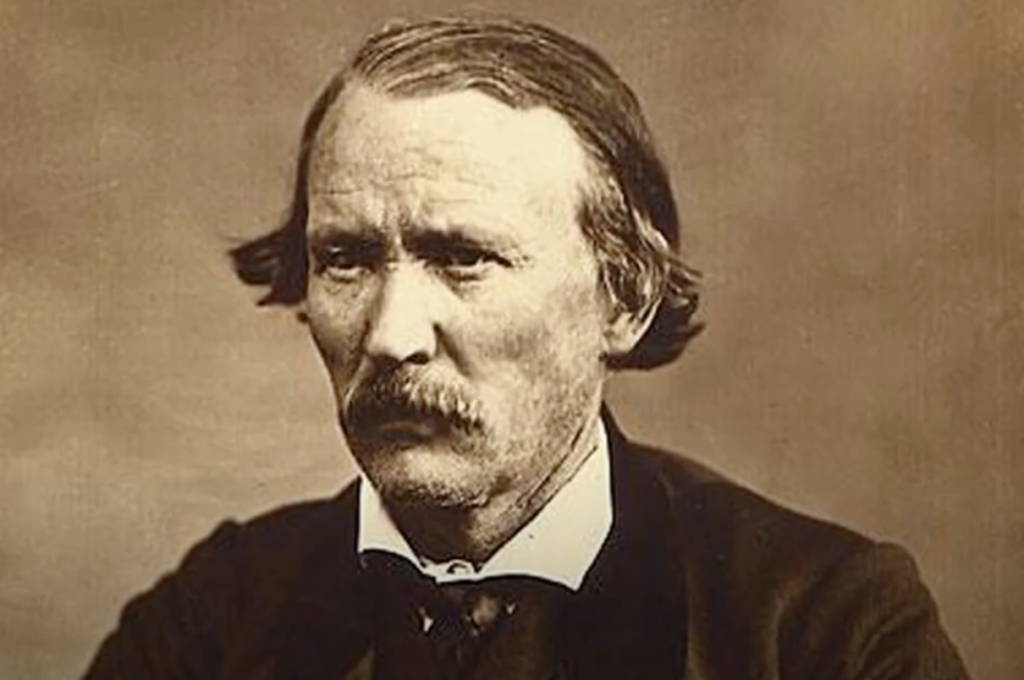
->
[251,484,376,680]
[564,413,689,679]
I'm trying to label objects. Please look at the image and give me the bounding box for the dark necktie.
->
[363,551,570,680]
[422,580,514,679]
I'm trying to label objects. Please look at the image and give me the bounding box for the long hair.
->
[229,16,702,370]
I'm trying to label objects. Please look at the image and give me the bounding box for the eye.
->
[312,242,379,282]
[440,244,491,268]
[430,244,505,281]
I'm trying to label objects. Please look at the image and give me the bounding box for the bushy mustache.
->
[344,368,485,436]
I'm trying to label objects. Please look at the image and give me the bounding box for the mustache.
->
[344,368,485,435]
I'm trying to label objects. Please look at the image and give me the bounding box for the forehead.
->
[308,84,592,209]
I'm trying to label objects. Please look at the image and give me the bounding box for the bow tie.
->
[362,551,569,680]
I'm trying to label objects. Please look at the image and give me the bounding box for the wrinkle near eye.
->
[405,230,511,269]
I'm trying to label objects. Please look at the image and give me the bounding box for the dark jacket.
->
[84,419,969,679]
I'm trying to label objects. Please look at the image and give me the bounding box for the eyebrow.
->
[307,223,384,247]
[404,227,492,253]
[314,214,524,248]
[410,223,534,268]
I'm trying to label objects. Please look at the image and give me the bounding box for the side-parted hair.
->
[229,15,702,370]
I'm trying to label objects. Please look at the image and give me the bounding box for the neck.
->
[387,410,604,565]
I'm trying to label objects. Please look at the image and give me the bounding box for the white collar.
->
[357,421,613,591]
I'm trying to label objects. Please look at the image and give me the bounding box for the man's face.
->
[304,84,614,509]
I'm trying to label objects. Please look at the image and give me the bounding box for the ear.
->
[601,214,669,359]
[603,296,660,358]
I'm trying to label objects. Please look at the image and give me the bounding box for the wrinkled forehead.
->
[307,83,594,202]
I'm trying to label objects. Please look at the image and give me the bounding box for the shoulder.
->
[83,484,363,679]
[214,483,359,555]
[133,482,361,616]
[183,482,361,590]
[619,435,873,572]
[609,428,879,617]
[615,436,969,679]
[625,438,915,610]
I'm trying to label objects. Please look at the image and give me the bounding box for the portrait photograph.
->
[0,1,1020,679]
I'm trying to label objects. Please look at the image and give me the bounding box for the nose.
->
[363,264,437,365]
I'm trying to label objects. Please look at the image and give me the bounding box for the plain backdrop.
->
[1,0,1021,678]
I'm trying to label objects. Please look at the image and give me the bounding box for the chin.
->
[357,443,491,510]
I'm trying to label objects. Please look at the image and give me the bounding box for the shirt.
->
[357,422,613,591]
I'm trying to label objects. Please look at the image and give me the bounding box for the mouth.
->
[347,407,460,449]
[375,418,438,442]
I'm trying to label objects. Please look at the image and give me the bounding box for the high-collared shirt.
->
[357,422,613,591]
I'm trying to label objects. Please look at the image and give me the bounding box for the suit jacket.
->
[83,418,970,679]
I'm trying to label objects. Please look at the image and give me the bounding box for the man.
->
[84,16,969,680]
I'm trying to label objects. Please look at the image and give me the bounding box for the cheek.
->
[305,286,367,382]
[470,279,606,388]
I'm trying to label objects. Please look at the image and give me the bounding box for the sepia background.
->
[1,0,1021,678]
